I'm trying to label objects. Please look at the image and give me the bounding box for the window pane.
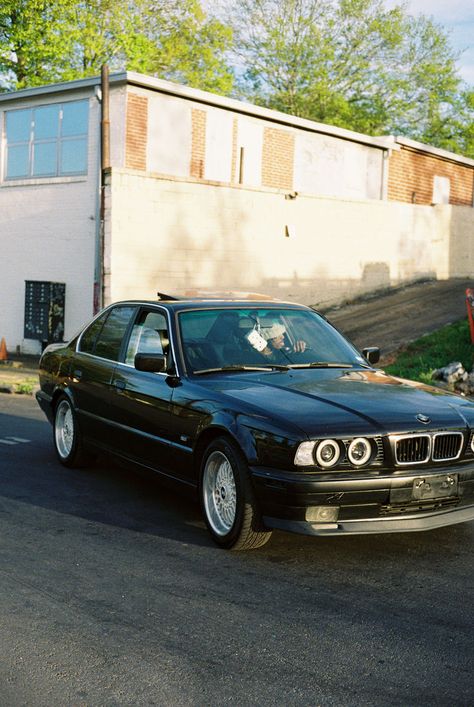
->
[6,109,31,143]
[6,144,29,179]
[125,311,169,365]
[34,105,60,140]
[60,137,87,174]
[79,312,108,354]
[33,142,58,176]
[95,307,135,361]
[62,101,89,137]
[179,308,361,372]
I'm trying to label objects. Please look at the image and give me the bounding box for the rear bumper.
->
[250,464,474,536]
[35,390,54,423]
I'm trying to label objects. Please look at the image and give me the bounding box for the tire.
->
[53,395,93,468]
[200,437,272,550]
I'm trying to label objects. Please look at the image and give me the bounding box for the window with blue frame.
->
[5,99,89,180]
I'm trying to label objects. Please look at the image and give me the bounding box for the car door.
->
[109,307,193,483]
[71,305,137,448]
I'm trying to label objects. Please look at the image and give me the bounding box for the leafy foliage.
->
[1,0,473,158]
[0,0,233,93]
[224,0,474,156]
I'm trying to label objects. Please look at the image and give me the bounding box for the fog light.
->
[294,441,316,466]
[305,506,339,523]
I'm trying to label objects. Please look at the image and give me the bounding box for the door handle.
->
[114,380,126,392]
[72,369,82,381]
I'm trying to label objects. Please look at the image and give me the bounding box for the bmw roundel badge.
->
[416,413,431,424]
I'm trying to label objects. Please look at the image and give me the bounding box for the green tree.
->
[0,0,233,93]
[224,0,473,155]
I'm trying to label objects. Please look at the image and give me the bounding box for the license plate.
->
[412,473,458,501]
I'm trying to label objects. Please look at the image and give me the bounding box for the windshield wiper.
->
[287,361,354,369]
[193,365,289,375]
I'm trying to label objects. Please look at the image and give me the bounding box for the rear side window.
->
[78,311,108,354]
[94,306,135,361]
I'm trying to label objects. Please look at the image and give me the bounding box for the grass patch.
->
[384,318,473,384]
[14,378,37,395]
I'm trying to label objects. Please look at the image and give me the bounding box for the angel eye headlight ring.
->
[315,439,341,468]
[348,437,372,466]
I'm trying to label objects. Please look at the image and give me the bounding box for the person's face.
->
[270,333,285,349]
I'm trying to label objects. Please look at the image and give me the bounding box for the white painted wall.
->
[0,92,100,353]
[204,109,233,182]
[106,170,473,309]
[236,118,263,187]
[109,86,127,168]
[120,85,384,196]
[294,132,384,200]
[146,93,192,177]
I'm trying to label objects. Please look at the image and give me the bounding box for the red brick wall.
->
[262,128,294,190]
[125,93,148,171]
[388,147,474,206]
[190,109,206,178]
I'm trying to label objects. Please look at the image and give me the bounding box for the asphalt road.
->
[1,394,473,706]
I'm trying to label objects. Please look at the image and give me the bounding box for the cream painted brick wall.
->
[0,95,100,353]
[106,170,474,308]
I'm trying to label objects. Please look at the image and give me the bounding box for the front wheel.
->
[53,395,93,468]
[200,437,272,550]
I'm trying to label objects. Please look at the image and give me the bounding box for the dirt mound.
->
[323,279,473,364]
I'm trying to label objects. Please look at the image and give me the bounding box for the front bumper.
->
[264,504,474,536]
[251,463,474,536]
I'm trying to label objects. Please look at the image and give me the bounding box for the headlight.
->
[470,434,474,453]
[348,437,372,466]
[315,439,341,468]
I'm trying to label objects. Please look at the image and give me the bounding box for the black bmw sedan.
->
[36,294,474,550]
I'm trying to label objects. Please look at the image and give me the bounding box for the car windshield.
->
[178,307,366,373]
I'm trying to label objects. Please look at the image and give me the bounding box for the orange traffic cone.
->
[0,337,7,361]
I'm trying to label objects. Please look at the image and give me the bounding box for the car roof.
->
[156,290,280,302]
[111,297,310,311]
[111,294,311,312]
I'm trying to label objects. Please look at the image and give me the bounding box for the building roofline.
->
[0,74,112,102]
[0,70,388,150]
[392,135,474,168]
[3,72,473,166]
[124,71,389,150]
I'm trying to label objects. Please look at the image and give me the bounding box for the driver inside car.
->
[259,322,307,361]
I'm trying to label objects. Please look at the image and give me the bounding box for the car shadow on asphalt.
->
[1,409,473,565]
[0,413,209,549]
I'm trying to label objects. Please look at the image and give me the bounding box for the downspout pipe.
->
[99,64,111,310]
[101,64,110,172]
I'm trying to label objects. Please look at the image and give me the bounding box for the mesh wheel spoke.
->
[203,451,237,536]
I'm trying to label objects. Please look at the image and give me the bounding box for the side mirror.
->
[362,347,380,365]
[134,353,166,373]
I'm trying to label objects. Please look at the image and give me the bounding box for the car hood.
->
[200,367,474,437]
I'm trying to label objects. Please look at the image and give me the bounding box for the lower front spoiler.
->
[263,503,474,537]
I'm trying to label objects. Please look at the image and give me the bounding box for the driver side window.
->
[125,310,169,366]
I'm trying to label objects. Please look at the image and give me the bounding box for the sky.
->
[385,0,474,85]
